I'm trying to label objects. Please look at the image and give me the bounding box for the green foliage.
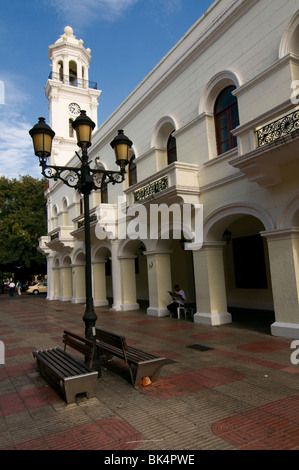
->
[0,176,48,269]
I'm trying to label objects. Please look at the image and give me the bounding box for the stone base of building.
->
[110,303,139,311]
[71,297,86,304]
[121,303,139,311]
[193,311,232,326]
[271,321,299,339]
[147,307,170,317]
[94,300,109,307]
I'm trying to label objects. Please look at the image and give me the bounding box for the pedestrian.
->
[167,284,186,318]
[9,280,15,297]
[16,280,22,296]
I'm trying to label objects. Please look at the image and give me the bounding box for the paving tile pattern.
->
[0,294,299,450]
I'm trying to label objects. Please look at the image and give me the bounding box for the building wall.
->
[41,0,299,338]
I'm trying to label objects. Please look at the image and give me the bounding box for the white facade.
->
[40,0,299,338]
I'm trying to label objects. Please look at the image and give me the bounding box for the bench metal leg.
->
[132,361,165,388]
[63,374,98,404]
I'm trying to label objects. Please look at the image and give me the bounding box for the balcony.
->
[230,108,299,187]
[71,209,99,241]
[46,226,75,251]
[125,162,200,206]
[48,72,98,90]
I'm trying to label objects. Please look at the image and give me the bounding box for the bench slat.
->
[34,349,87,378]
[52,348,92,374]
[96,329,127,351]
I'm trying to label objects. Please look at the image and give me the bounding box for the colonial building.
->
[39,0,299,339]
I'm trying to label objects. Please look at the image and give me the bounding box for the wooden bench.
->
[32,330,98,404]
[95,328,165,388]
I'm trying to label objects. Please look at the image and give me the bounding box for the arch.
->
[57,60,64,81]
[73,249,85,265]
[52,204,59,215]
[279,11,299,58]
[61,253,72,268]
[61,197,68,211]
[204,203,275,241]
[151,116,178,148]
[167,133,177,164]
[128,155,137,186]
[118,238,150,258]
[92,241,111,262]
[69,60,77,86]
[199,70,242,115]
[278,190,299,228]
[52,204,59,230]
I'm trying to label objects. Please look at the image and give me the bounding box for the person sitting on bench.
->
[167,284,186,318]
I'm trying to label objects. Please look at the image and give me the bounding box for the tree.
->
[0,176,48,280]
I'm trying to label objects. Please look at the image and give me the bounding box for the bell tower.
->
[45,26,101,166]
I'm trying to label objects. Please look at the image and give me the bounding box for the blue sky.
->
[0,0,215,179]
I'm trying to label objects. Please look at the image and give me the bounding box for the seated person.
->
[167,284,186,317]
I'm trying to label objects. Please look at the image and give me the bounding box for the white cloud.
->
[0,74,41,179]
[48,0,140,25]
[0,115,40,179]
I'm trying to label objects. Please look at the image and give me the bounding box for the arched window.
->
[101,184,108,204]
[58,61,64,82]
[69,60,77,86]
[167,133,177,164]
[214,86,239,155]
[129,155,137,186]
[69,119,74,138]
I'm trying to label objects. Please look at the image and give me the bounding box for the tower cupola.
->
[45,27,101,166]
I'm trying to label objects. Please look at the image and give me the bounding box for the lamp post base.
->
[83,297,98,342]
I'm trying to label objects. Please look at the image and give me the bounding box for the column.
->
[263,229,299,338]
[119,256,139,311]
[146,251,172,317]
[46,254,54,300]
[53,266,60,300]
[110,240,122,311]
[93,261,108,307]
[72,264,86,303]
[60,266,72,301]
[193,243,232,325]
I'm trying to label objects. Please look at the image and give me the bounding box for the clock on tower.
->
[68,102,81,116]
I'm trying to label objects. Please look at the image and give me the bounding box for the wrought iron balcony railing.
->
[48,72,98,90]
[255,110,299,147]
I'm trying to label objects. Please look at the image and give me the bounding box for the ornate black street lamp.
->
[29,111,132,342]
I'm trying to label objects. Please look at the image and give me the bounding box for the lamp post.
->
[29,111,132,342]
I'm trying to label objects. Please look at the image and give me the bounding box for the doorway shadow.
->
[227,307,275,335]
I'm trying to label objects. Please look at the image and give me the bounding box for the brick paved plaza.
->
[0,294,298,451]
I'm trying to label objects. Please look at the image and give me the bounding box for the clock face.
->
[68,102,81,116]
